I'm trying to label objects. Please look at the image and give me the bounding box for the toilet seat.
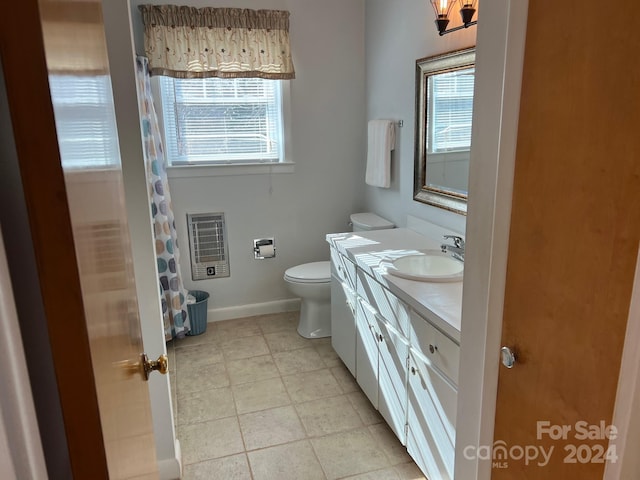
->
[284,261,330,284]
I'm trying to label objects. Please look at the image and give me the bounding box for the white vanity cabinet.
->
[330,247,357,375]
[328,240,460,480]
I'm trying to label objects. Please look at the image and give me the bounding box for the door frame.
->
[456,1,640,480]
[0,226,48,479]
[100,2,181,477]
[604,249,640,479]
[454,1,528,479]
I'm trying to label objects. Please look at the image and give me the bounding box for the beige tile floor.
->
[167,311,426,480]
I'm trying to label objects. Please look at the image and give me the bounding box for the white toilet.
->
[284,213,394,338]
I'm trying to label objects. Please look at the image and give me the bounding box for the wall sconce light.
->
[430,0,477,36]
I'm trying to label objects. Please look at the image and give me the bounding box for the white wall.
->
[363,0,475,234]
[129,0,367,315]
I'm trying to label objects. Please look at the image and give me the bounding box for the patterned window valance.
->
[138,5,295,79]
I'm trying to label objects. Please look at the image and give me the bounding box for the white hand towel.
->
[365,120,396,188]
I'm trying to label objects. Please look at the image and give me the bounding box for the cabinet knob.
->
[429,344,437,354]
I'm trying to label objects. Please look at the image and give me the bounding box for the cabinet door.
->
[330,247,357,290]
[407,348,457,480]
[357,269,410,336]
[376,317,409,445]
[330,275,357,376]
[355,299,379,408]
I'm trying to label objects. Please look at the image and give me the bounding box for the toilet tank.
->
[350,213,395,232]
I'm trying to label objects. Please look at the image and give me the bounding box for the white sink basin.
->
[387,252,463,282]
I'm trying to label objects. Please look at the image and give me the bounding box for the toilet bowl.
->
[284,261,331,338]
[285,213,394,339]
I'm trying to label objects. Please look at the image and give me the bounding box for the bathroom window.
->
[158,76,285,166]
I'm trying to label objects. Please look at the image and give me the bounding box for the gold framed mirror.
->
[414,47,475,215]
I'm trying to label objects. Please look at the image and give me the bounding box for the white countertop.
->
[326,228,462,342]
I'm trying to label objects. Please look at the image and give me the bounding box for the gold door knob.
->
[141,353,168,381]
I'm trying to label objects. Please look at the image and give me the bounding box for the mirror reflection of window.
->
[427,67,475,153]
[426,67,474,196]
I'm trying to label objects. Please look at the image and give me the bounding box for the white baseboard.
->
[207,298,301,322]
[158,439,182,480]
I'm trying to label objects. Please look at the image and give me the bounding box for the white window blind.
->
[428,67,475,153]
[159,77,283,165]
[48,75,120,169]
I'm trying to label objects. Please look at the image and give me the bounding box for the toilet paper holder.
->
[253,238,276,259]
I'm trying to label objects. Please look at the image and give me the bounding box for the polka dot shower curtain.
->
[135,56,191,340]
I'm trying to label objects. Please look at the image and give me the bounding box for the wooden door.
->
[491,0,640,478]
[0,0,159,478]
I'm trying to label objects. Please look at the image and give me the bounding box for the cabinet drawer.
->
[357,269,410,336]
[330,247,357,290]
[409,311,460,384]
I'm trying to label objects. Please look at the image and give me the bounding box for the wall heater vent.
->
[187,212,230,280]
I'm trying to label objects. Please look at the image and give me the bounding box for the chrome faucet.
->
[441,235,465,262]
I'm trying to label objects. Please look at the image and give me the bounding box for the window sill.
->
[166,162,295,178]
